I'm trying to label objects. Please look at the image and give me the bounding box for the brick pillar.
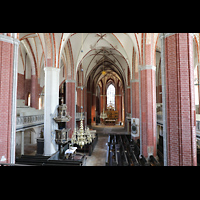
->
[83,87,87,128]
[139,66,157,158]
[0,35,19,163]
[131,80,139,119]
[164,33,197,166]
[100,93,107,123]
[91,93,96,125]
[31,74,39,109]
[116,95,122,123]
[87,91,91,125]
[100,95,104,123]
[100,95,103,113]
[105,95,107,110]
[66,80,76,138]
[127,87,131,114]
[76,87,82,112]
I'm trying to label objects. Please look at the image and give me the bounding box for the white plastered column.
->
[44,67,60,156]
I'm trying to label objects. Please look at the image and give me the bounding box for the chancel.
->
[0,33,200,166]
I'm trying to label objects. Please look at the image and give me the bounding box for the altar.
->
[104,106,118,125]
[100,102,118,126]
[105,119,116,126]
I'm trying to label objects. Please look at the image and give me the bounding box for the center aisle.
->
[85,125,127,166]
[85,134,108,166]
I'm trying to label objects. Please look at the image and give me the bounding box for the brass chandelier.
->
[71,33,93,149]
[71,117,93,149]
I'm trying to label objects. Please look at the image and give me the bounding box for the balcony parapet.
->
[16,114,44,130]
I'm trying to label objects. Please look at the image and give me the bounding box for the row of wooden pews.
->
[105,134,161,166]
[15,142,87,166]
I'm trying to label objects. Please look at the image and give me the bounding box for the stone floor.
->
[91,124,126,134]
[85,134,108,166]
[15,143,37,157]
[85,124,127,166]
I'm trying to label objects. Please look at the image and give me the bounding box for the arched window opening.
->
[107,84,115,110]
[28,93,31,107]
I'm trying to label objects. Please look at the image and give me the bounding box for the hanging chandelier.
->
[102,70,106,75]
[101,50,106,75]
[100,112,107,119]
[71,33,93,149]
[71,117,93,149]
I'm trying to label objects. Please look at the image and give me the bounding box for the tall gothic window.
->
[107,84,115,109]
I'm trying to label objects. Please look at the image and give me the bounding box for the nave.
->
[0,33,199,166]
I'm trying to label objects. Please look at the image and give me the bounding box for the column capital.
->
[139,65,156,71]
[65,79,76,83]
[44,67,60,72]
[131,79,139,83]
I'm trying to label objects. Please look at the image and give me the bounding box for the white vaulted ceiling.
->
[66,33,139,83]
[19,33,45,78]
[18,33,142,85]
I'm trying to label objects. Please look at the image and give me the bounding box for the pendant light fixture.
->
[71,33,93,149]
[102,49,106,75]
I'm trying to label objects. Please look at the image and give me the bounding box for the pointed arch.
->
[43,33,57,68]
[107,83,115,109]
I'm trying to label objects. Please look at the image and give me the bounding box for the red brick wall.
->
[76,87,81,112]
[31,74,43,109]
[24,79,31,105]
[91,94,96,125]
[132,81,139,118]
[66,82,75,137]
[87,91,91,124]
[140,68,157,157]
[127,88,131,113]
[145,44,152,65]
[116,95,122,122]
[17,73,42,109]
[0,41,14,163]
[156,85,162,103]
[83,86,86,105]
[17,73,25,99]
[165,33,197,166]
